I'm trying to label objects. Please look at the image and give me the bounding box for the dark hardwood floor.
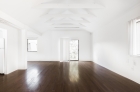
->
[0,61,140,92]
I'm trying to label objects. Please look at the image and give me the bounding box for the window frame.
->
[136,19,140,55]
[130,18,140,56]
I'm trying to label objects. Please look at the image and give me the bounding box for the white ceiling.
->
[0,0,140,33]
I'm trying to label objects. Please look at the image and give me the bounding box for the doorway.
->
[0,28,7,74]
[70,40,79,61]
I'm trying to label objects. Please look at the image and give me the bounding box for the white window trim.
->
[129,17,140,56]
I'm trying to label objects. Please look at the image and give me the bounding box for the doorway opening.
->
[70,40,79,61]
[0,28,7,74]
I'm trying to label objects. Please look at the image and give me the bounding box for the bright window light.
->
[27,39,37,52]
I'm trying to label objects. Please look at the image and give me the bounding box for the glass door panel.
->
[70,40,79,61]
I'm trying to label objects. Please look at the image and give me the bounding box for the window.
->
[129,18,140,56]
[27,39,37,52]
[136,21,140,55]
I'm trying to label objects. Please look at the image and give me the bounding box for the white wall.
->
[0,23,19,74]
[18,29,27,69]
[27,30,92,61]
[60,38,70,61]
[7,26,18,74]
[0,30,3,38]
[92,4,140,84]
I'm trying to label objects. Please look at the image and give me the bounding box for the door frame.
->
[0,28,7,74]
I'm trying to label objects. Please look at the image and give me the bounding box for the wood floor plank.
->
[0,61,140,92]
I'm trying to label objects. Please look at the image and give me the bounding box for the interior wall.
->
[18,29,27,70]
[0,23,19,74]
[92,4,140,84]
[0,30,3,38]
[60,38,70,61]
[27,30,92,61]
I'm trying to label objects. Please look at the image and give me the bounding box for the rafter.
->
[35,3,104,8]
[41,14,95,18]
[0,10,42,35]
[52,22,86,27]
[46,17,54,21]
[45,22,86,27]
[40,9,53,17]
[81,17,90,22]
[84,9,96,16]
[46,20,90,23]
[45,25,86,28]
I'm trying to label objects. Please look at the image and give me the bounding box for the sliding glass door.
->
[70,40,79,61]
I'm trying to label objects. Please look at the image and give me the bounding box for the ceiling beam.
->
[36,3,104,8]
[0,11,42,36]
[84,9,96,16]
[45,24,86,27]
[52,22,86,26]
[41,14,95,18]
[46,25,86,28]
[46,20,90,23]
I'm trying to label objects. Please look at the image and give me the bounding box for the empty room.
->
[0,0,140,92]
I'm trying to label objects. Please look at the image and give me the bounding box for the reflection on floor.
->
[69,61,79,82]
[0,61,140,92]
